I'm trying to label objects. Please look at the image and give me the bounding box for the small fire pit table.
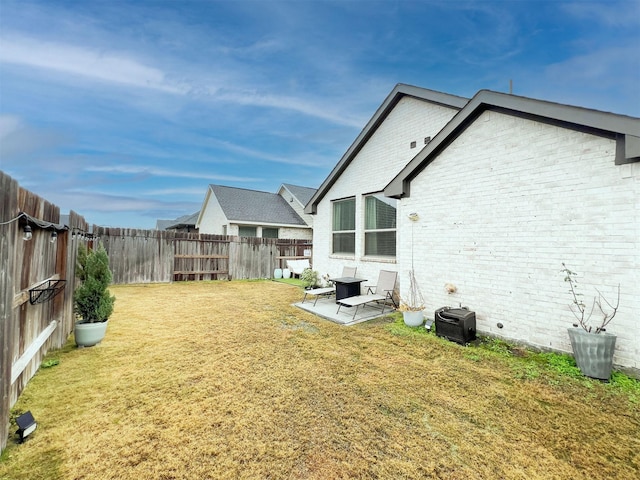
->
[332,277,367,303]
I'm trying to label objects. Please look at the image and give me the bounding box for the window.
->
[332,197,355,254]
[364,193,396,257]
[262,227,279,239]
[238,226,257,237]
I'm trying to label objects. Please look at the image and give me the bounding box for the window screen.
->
[364,194,396,257]
[238,226,257,237]
[332,198,355,254]
[262,228,279,239]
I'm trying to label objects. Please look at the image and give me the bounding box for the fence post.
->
[0,172,19,453]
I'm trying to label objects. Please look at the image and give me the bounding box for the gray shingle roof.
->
[211,185,307,225]
[281,183,317,207]
[156,211,199,230]
[156,219,174,230]
[166,211,199,229]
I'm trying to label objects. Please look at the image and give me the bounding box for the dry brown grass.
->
[2,281,639,480]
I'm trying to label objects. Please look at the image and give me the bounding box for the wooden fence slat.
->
[174,254,228,259]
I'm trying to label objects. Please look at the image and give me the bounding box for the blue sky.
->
[1,0,639,229]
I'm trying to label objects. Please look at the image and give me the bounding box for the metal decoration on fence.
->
[29,280,66,305]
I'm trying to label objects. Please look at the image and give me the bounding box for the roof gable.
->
[385,90,640,198]
[280,183,318,207]
[211,185,307,226]
[304,84,468,214]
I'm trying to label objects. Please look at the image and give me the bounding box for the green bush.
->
[73,244,115,323]
[300,268,320,289]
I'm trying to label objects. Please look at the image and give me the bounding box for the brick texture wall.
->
[402,110,639,369]
[312,96,460,285]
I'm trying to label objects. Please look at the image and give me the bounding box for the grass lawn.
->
[2,281,639,479]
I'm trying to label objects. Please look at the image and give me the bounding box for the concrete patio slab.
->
[293,295,395,326]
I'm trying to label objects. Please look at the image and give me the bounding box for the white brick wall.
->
[402,110,639,369]
[278,227,312,240]
[312,97,460,287]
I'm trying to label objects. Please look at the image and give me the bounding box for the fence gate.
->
[173,238,230,281]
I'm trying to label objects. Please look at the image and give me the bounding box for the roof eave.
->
[385,90,640,199]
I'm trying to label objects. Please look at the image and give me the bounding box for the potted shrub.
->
[73,244,116,347]
[562,263,619,380]
[300,268,320,290]
[399,270,425,327]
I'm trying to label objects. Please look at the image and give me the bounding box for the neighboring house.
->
[197,184,316,239]
[156,211,200,232]
[277,183,317,228]
[306,83,640,370]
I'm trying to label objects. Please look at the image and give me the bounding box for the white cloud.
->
[0,114,22,138]
[216,89,366,128]
[562,2,640,28]
[0,114,68,162]
[209,138,337,167]
[85,164,261,182]
[0,34,187,94]
[545,44,640,89]
[0,33,368,129]
[142,187,207,196]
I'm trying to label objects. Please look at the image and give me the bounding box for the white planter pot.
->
[274,268,283,279]
[567,328,616,380]
[75,320,108,347]
[403,310,424,327]
[282,269,291,279]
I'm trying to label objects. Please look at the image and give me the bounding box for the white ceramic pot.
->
[274,268,283,279]
[403,310,424,327]
[283,269,291,279]
[74,320,108,347]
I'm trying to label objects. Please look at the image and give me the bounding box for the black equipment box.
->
[435,307,476,345]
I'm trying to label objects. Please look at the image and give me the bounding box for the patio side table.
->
[332,277,366,303]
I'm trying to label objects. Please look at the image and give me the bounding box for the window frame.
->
[331,197,356,255]
[238,225,257,237]
[363,193,397,258]
[262,227,279,239]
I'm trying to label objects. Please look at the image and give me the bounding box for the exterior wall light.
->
[50,231,57,243]
[15,411,37,442]
[23,225,32,241]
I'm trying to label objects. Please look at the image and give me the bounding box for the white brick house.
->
[306,84,640,370]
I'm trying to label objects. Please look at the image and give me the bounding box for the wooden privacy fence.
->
[1,171,89,452]
[94,226,312,284]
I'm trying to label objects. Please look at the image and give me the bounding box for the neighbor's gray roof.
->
[281,183,318,207]
[156,211,199,230]
[305,84,468,214]
[211,185,307,225]
[155,219,174,230]
[166,211,199,229]
[385,89,640,198]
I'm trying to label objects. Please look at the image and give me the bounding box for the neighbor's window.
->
[238,226,257,237]
[262,227,279,239]
[332,197,355,254]
[364,193,396,257]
